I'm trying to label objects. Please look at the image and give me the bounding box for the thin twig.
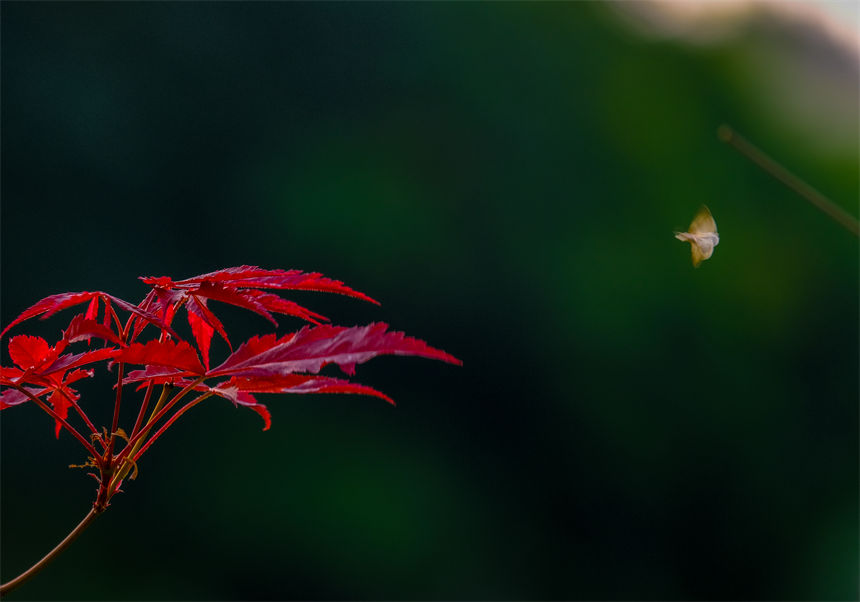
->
[130,392,214,463]
[58,389,103,446]
[118,377,206,456]
[109,383,173,490]
[718,125,859,237]
[0,506,101,596]
[129,381,155,440]
[8,383,100,458]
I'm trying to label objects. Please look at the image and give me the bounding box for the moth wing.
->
[690,241,708,268]
[689,237,716,267]
[688,205,717,235]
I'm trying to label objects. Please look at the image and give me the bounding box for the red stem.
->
[109,303,126,341]
[112,377,205,466]
[59,389,102,444]
[131,393,213,463]
[0,506,102,596]
[128,381,155,440]
[110,364,125,435]
[104,362,125,466]
[105,304,135,465]
[9,384,100,459]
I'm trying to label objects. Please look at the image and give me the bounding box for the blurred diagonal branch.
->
[718,124,859,237]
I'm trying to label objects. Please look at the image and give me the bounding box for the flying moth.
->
[675,205,719,267]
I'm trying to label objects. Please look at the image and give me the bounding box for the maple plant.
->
[0,266,461,595]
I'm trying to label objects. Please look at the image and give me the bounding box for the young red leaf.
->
[0,292,100,338]
[8,335,54,370]
[186,299,216,371]
[2,343,98,441]
[113,339,204,375]
[84,297,99,321]
[209,322,462,379]
[47,390,73,438]
[63,314,123,346]
[0,291,178,339]
[2,266,462,519]
[143,265,380,304]
[187,312,213,371]
[128,289,180,343]
[242,290,327,324]
[102,297,113,333]
[40,347,117,376]
[187,296,231,348]
[123,365,190,386]
[142,277,286,332]
[134,267,382,363]
[130,289,158,341]
[243,401,272,431]
[0,366,25,381]
[0,385,46,408]
[61,368,94,386]
[204,385,271,430]
[189,281,279,326]
[151,288,185,320]
[106,294,180,339]
[225,373,395,404]
[153,373,394,434]
[141,276,174,288]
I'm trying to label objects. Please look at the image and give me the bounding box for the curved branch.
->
[0,506,101,596]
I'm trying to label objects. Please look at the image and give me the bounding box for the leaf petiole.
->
[109,383,172,490]
[7,383,100,459]
[129,392,215,464]
[128,381,155,440]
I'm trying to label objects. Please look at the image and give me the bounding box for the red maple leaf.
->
[0,265,460,543]
[1,335,106,437]
[8,335,56,370]
[210,322,462,378]
[0,291,177,340]
[112,339,205,375]
[63,314,124,346]
[136,266,379,371]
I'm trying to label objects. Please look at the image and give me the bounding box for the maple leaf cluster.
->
[0,266,460,509]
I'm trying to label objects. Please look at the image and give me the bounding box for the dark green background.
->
[2,2,857,600]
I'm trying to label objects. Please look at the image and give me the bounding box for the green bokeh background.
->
[1,2,857,600]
